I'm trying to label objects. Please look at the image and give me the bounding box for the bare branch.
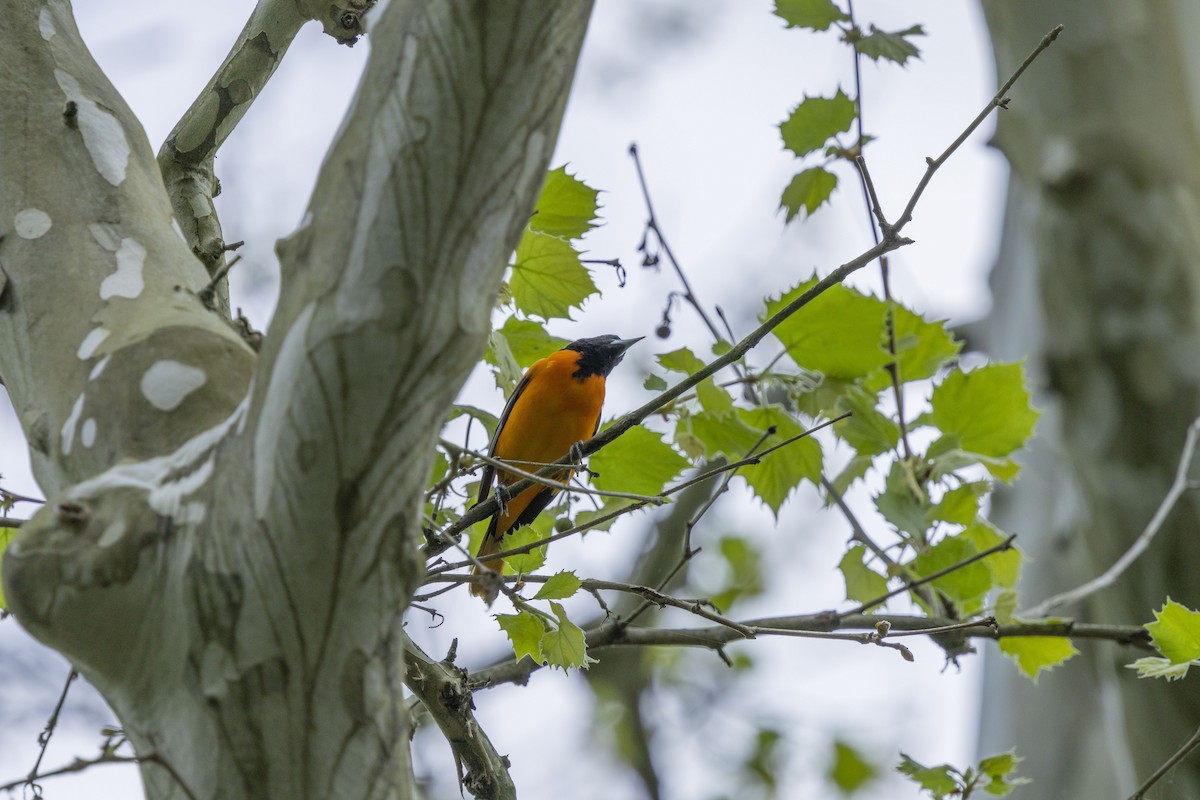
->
[1130,723,1200,800]
[1023,416,1200,617]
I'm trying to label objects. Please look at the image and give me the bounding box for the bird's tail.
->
[470,516,504,602]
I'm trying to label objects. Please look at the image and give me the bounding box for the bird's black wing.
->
[473,369,534,507]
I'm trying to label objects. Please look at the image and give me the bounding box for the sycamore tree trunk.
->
[978,2,1200,796]
[0,1,591,798]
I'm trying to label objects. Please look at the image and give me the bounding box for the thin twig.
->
[1023,416,1200,617]
[891,24,1065,234]
[2,754,140,794]
[28,669,78,782]
[1129,723,1200,800]
[0,517,26,528]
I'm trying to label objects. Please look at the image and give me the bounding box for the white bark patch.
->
[255,303,314,517]
[89,355,111,381]
[38,7,55,39]
[14,208,52,239]
[77,328,109,359]
[140,361,207,411]
[97,520,126,548]
[53,69,130,186]
[61,393,85,455]
[81,418,97,448]
[99,238,146,299]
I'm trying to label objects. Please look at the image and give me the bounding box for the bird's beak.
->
[614,336,644,351]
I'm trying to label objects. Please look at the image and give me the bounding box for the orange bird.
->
[471,334,642,601]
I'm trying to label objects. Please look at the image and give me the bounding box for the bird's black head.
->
[565,334,643,379]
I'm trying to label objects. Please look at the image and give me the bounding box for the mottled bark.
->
[0,1,592,798]
[978,2,1200,796]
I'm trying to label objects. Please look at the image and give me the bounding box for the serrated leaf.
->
[737,406,823,515]
[503,517,552,573]
[689,409,767,460]
[542,602,593,670]
[696,378,734,412]
[495,317,566,369]
[827,453,873,501]
[657,347,706,374]
[781,168,839,222]
[874,460,928,538]
[534,570,582,600]
[766,279,891,379]
[531,166,600,240]
[977,751,1026,797]
[839,545,889,605]
[644,374,668,391]
[1146,599,1200,663]
[855,24,925,65]
[510,231,598,320]
[780,90,856,158]
[485,328,524,393]
[926,482,985,526]
[930,363,1039,461]
[888,305,961,384]
[496,611,545,663]
[962,521,1020,589]
[998,636,1079,683]
[896,755,959,799]
[829,739,877,794]
[836,387,900,455]
[1127,656,1193,681]
[911,535,992,608]
[590,425,689,497]
[774,0,849,30]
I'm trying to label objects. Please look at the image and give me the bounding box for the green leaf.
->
[590,425,689,497]
[827,453,873,501]
[711,537,765,611]
[977,751,1026,796]
[534,570,582,600]
[774,0,849,30]
[930,363,1039,461]
[737,406,823,515]
[0,526,13,609]
[780,90,856,158]
[542,602,594,670]
[896,754,959,799]
[961,521,1020,589]
[873,460,928,539]
[688,409,766,461]
[485,328,524,393]
[510,231,598,320]
[644,374,668,391]
[496,611,545,663]
[1128,656,1193,681]
[781,167,838,222]
[446,405,499,441]
[911,535,992,609]
[998,636,1079,683]
[502,517,552,573]
[530,166,600,240]
[829,740,877,794]
[494,317,566,369]
[926,482,986,526]
[1146,599,1200,663]
[839,545,889,605]
[835,388,900,456]
[855,24,925,65]
[766,279,891,380]
[657,347,706,374]
[888,305,961,384]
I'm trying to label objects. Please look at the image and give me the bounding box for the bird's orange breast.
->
[492,351,605,480]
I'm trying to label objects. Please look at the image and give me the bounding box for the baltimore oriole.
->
[471,334,642,601]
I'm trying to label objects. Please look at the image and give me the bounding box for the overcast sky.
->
[0,2,1007,798]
